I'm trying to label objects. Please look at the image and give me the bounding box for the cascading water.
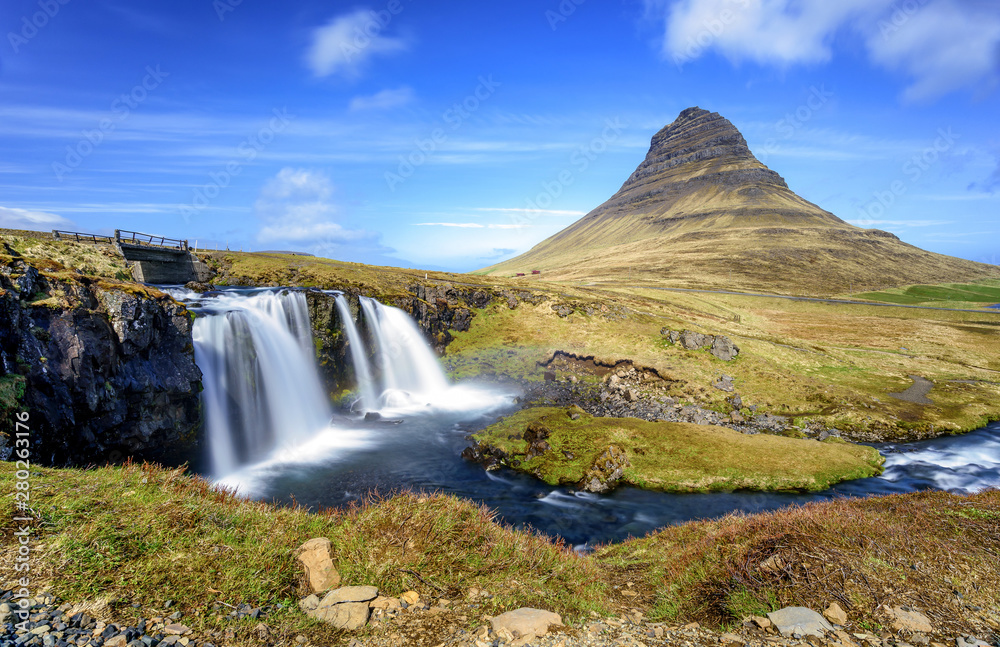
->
[358,296,450,409]
[334,295,377,412]
[190,290,333,476]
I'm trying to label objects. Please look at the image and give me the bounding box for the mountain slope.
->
[482,107,998,295]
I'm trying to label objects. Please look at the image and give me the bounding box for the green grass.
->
[855,281,1000,307]
[472,406,885,493]
[2,464,999,642]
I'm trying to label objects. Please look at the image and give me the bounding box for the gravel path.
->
[888,375,934,405]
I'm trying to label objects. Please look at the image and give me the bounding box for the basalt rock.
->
[579,445,630,493]
[0,256,202,466]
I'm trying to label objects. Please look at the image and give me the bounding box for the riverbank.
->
[2,463,998,646]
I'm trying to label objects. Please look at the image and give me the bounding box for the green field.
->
[855,281,1000,307]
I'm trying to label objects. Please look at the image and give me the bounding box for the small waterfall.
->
[192,290,332,476]
[334,295,377,411]
[359,296,449,406]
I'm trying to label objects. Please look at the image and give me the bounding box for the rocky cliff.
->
[0,248,202,465]
[483,107,999,294]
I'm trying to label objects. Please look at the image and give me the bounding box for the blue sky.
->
[1,0,998,271]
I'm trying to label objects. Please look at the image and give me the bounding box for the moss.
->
[472,406,884,493]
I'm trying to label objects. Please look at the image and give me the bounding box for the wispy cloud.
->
[471,207,586,216]
[305,9,407,78]
[349,86,416,111]
[846,219,952,227]
[255,168,380,252]
[413,222,532,229]
[0,206,74,230]
[651,0,1000,100]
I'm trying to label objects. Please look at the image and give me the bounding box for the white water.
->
[359,296,450,411]
[334,295,377,412]
[191,290,333,476]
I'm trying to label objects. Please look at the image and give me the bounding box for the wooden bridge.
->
[52,229,210,284]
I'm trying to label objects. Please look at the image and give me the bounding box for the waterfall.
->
[334,295,377,412]
[192,290,333,476]
[359,296,450,407]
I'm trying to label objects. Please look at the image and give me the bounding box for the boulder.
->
[711,335,740,361]
[295,538,341,593]
[578,445,630,493]
[306,586,379,631]
[767,607,833,637]
[680,330,711,350]
[490,608,562,641]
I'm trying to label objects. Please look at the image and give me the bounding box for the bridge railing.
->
[115,230,188,250]
[52,230,115,244]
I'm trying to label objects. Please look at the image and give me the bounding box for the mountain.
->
[482,107,998,295]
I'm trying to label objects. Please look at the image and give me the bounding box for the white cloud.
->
[653,0,1000,100]
[471,207,586,216]
[414,222,484,228]
[846,219,952,227]
[0,206,74,231]
[305,9,407,78]
[349,86,415,111]
[413,222,532,229]
[255,168,373,246]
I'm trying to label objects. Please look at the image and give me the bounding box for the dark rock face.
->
[0,256,202,465]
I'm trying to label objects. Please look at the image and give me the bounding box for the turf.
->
[471,406,884,493]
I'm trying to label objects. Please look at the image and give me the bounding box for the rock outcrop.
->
[0,253,201,465]
[662,328,740,361]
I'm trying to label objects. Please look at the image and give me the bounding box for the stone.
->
[103,637,128,647]
[490,608,562,640]
[400,591,420,606]
[758,554,785,574]
[711,335,740,361]
[824,602,848,626]
[298,595,320,612]
[730,410,745,423]
[680,330,711,350]
[766,607,833,637]
[721,632,745,647]
[295,538,341,593]
[625,388,639,402]
[162,624,190,636]
[319,586,379,607]
[578,445,630,493]
[713,374,735,392]
[308,602,370,631]
[887,606,933,633]
[751,615,772,630]
[369,596,400,611]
